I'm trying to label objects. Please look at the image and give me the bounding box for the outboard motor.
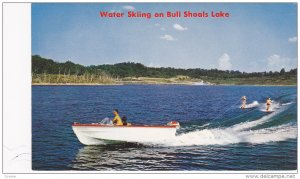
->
[167,121,180,129]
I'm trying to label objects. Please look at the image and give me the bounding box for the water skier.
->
[241,96,247,109]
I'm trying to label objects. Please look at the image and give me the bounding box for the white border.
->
[1,0,298,177]
[2,3,31,173]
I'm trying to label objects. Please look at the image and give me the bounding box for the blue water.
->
[32,85,297,171]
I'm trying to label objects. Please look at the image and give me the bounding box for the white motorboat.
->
[72,119,180,145]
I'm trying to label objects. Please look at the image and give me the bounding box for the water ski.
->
[241,105,256,109]
[265,110,273,113]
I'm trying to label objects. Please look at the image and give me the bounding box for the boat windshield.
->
[99,117,113,125]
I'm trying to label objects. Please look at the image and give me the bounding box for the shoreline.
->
[31,82,297,87]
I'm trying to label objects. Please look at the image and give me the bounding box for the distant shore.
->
[31,82,296,86]
[32,76,215,86]
[31,74,297,86]
[32,83,122,86]
[31,82,208,86]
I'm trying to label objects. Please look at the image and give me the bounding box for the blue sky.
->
[32,3,297,72]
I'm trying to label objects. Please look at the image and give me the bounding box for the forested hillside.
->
[32,55,297,85]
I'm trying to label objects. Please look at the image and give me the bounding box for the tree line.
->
[32,55,297,79]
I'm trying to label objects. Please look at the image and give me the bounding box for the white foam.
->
[198,123,210,128]
[230,108,279,131]
[282,102,294,106]
[155,123,297,146]
[231,102,288,132]
[243,101,259,109]
[240,124,297,144]
[142,104,296,146]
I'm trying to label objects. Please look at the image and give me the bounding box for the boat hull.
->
[72,124,177,145]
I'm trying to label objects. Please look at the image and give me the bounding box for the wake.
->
[162,123,296,146]
[149,102,297,146]
[243,101,259,109]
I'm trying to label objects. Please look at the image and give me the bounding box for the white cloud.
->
[267,54,296,71]
[160,34,176,41]
[288,36,297,42]
[122,5,135,11]
[160,27,166,31]
[173,23,188,31]
[218,53,232,70]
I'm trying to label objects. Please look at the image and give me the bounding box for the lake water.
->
[32,85,297,171]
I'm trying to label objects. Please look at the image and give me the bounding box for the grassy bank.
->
[32,74,296,86]
[32,74,204,85]
[121,76,208,85]
[32,73,118,84]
